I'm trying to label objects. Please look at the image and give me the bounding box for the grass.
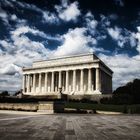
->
[65,102,140,113]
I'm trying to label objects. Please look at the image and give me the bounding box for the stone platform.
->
[0,112,139,140]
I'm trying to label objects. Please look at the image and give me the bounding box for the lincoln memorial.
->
[22,53,113,96]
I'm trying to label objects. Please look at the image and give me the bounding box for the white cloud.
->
[52,27,97,57]
[0,74,21,92]
[0,10,8,19]
[129,33,137,47]
[10,26,60,54]
[137,26,140,32]
[107,26,121,40]
[42,11,59,24]
[11,0,59,24]
[0,63,22,75]
[55,0,81,22]
[11,26,47,38]
[99,53,140,90]
[85,12,98,36]
[0,8,9,24]
[0,23,62,91]
[0,40,15,53]
[0,26,52,75]
[135,26,140,53]
[2,0,80,24]
[85,12,98,29]
[51,27,107,57]
[2,0,14,8]
[107,26,137,48]
[100,15,111,27]
[0,62,23,91]
[11,29,49,59]
[0,6,26,26]
[12,0,42,13]
[0,25,53,91]
[10,14,17,21]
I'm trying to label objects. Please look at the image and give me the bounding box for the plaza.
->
[0,111,139,140]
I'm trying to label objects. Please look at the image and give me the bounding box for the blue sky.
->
[0,0,140,92]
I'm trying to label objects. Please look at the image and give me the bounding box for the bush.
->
[100,94,133,105]
[100,97,112,104]
[111,94,133,105]
[65,102,140,114]
[80,98,98,104]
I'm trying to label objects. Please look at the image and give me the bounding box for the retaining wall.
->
[0,103,38,111]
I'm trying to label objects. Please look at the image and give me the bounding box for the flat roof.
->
[23,53,113,73]
[34,53,96,63]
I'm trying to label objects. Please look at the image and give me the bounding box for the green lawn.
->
[65,102,140,113]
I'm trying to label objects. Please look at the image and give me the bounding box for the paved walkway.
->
[0,112,139,140]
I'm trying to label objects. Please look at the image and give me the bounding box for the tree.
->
[113,79,140,104]
[0,91,9,97]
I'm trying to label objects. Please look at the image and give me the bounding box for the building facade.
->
[22,53,113,96]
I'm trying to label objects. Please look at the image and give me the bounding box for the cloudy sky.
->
[0,0,140,92]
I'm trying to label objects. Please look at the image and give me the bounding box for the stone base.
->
[93,90,102,94]
[67,94,112,102]
[38,101,65,113]
[62,90,103,95]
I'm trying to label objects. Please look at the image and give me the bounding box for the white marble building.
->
[22,53,113,96]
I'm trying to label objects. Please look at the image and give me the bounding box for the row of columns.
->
[22,68,101,93]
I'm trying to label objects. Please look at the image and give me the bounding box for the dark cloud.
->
[114,0,124,7]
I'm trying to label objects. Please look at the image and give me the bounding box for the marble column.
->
[59,71,62,88]
[73,70,76,91]
[66,71,69,92]
[44,72,48,93]
[54,73,58,92]
[51,72,54,92]
[80,69,84,91]
[96,68,101,91]
[27,74,30,93]
[33,74,36,93]
[62,72,65,91]
[22,74,26,93]
[92,69,94,91]
[39,73,42,93]
[88,68,92,91]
